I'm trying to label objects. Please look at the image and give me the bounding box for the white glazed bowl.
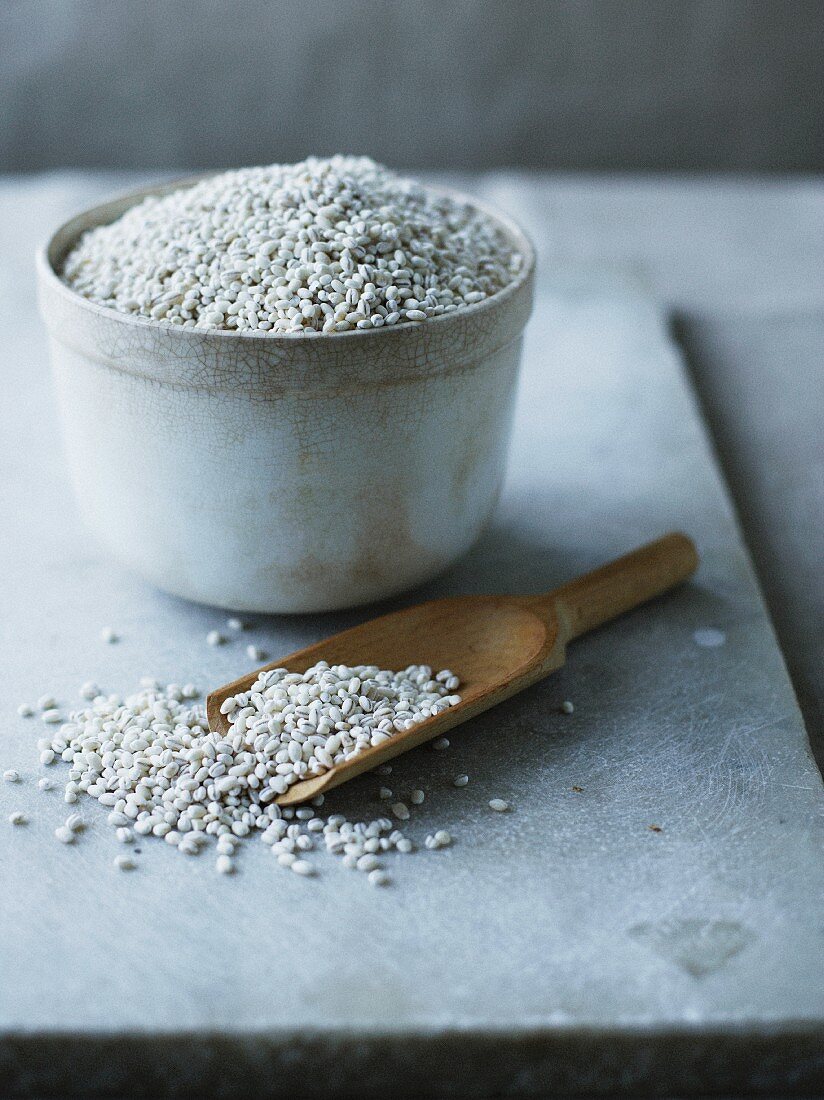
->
[37,177,535,613]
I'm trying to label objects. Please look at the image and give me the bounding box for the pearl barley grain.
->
[206,631,225,647]
[216,854,235,875]
[489,799,510,813]
[9,811,27,825]
[291,860,315,877]
[61,157,521,336]
[426,830,453,850]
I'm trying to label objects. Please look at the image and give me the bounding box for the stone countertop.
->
[0,173,822,1097]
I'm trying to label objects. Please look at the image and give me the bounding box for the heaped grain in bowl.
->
[61,155,523,335]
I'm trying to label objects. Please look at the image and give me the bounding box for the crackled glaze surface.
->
[37,178,535,611]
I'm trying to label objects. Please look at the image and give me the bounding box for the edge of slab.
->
[2,1020,823,1097]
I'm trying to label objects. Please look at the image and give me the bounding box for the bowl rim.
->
[36,170,536,345]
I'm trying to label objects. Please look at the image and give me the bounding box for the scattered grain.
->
[34,667,465,883]
[216,854,235,874]
[291,859,315,877]
[425,830,453,850]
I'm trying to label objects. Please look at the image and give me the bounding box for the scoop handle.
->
[538,532,699,642]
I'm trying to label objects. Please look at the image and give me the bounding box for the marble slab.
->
[0,176,822,1096]
[678,312,824,769]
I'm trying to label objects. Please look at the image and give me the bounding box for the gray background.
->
[2,0,823,171]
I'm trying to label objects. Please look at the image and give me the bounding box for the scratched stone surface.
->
[0,175,823,1097]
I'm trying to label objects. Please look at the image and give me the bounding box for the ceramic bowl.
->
[36,176,535,612]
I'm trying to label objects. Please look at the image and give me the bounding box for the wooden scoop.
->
[207,532,698,805]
